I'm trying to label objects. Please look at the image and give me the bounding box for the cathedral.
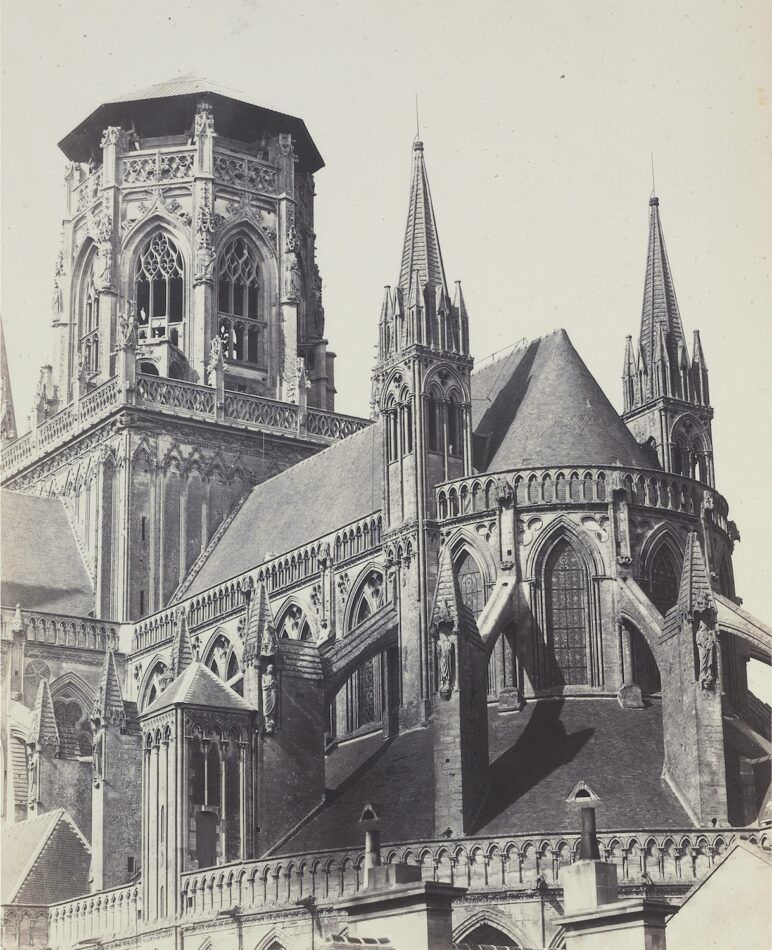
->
[0,76,769,950]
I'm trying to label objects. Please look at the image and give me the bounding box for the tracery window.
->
[277,604,314,641]
[80,262,100,377]
[348,570,385,632]
[217,238,264,365]
[456,551,485,619]
[204,633,244,695]
[545,539,589,686]
[23,660,51,707]
[649,547,680,616]
[52,697,92,757]
[142,661,168,711]
[135,232,185,346]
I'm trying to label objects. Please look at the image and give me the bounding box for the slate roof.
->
[0,490,95,615]
[59,72,324,172]
[1,810,91,905]
[470,330,654,472]
[186,420,384,596]
[275,698,689,854]
[142,661,253,716]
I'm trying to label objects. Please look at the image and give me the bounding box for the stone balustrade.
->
[119,146,195,186]
[46,828,768,947]
[48,884,140,949]
[1,374,368,483]
[0,606,123,652]
[436,465,730,534]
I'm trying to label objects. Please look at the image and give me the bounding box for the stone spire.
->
[243,581,277,666]
[639,196,685,377]
[30,680,60,754]
[676,531,715,620]
[167,608,193,682]
[0,320,17,444]
[92,650,127,730]
[399,140,448,298]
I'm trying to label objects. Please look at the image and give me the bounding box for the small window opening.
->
[127,856,136,875]
[360,803,379,822]
[566,780,600,803]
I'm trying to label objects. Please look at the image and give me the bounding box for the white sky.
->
[1,1,770,670]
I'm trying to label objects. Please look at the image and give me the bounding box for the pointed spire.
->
[676,532,715,620]
[639,196,685,379]
[168,608,193,680]
[30,680,60,754]
[244,581,277,665]
[92,650,127,730]
[0,321,17,444]
[399,141,448,298]
[691,329,710,405]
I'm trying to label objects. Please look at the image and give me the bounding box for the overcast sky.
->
[2,1,770,646]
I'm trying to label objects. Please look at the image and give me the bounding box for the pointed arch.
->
[275,600,317,641]
[343,563,387,634]
[453,909,531,947]
[138,656,169,712]
[638,526,683,616]
[49,671,95,713]
[525,513,605,582]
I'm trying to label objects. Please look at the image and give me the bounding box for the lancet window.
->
[80,261,100,377]
[544,539,589,686]
[424,386,466,459]
[217,238,264,366]
[134,232,185,346]
[455,551,486,619]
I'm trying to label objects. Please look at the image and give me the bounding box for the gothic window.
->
[426,391,441,452]
[23,660,51,707]
[400,398,413,455]
[456,551,485,619]
[204,634,243,695]
[79,260,100,377]
[545,539,589,687]
[134,232,185,346]
[217,238,264,366]
[142,661,168,711]
[347,571,385,632]
[52,698,91,757]
[447,394,463,457]
[277,604,314,641]
[649,547,680,616]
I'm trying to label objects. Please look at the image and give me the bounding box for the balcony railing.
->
[1,374,369,483]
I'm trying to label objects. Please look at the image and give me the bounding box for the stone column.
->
[191,103,217,384]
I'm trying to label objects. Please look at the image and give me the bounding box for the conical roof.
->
[639,197,685,373]
[142,662,253,716]
[472,330,654,472]
[92,651,126,728]
[399,141,448,297]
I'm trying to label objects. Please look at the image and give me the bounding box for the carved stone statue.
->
[437,633,455,700]
[695,619,717,689]
[194,109,215,138]
[195,247,215,285]
[116,304,137,352]
[207,335,225,384]
[262,663,278,734]
[284,249,302,301]
[260,623,278,659]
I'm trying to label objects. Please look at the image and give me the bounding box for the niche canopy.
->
[58,73,324,174]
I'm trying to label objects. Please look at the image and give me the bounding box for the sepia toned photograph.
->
[1,2,770,948]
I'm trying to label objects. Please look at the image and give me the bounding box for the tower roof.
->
[58,72,324,172]
[639,196,685,371]
[0,321,17,443]
[472,330,654,471]
[92,650,127,728]
[142,661,253,716]
[398,141,448,296]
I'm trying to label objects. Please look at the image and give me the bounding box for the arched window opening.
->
[648,547,680,616]
[139,361,159,376]
[426,393,441,452]
[52,698,90,756]
[544,539,589,687]
[204,634,243,694]
[142,662,168,711]
[277,604,314,642]
[217,238,264,366]
[455,551,485,619]
[347,571,385,633]
[135,232,185,345]
[401,399,413,455]
[79,259,100,378]
[631,629,661,695]
[448,395,463,457]
[457,923,520,947]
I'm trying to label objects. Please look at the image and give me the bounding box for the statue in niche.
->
[207,335,225,384]
[695,619,717,689]
[437,632,455,700]
[262,663,278,734]
[116,303,137,352]
[260,622,278,659]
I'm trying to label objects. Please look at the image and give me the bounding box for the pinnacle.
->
[93,650,127,729]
